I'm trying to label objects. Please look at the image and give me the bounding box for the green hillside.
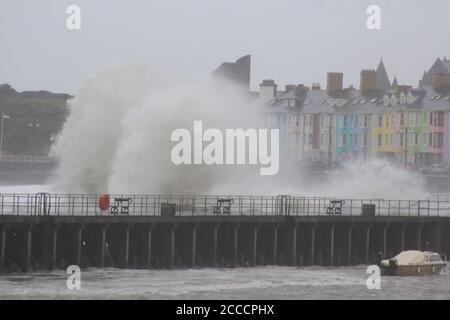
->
[0,84,70,156]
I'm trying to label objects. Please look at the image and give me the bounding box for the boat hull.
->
[381,263,447,276]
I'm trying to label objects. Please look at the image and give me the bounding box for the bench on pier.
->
[213,198,234,215]
[110,197,132,215]
[326,200,345,215]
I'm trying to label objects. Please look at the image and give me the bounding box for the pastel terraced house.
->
[260,57,450,167]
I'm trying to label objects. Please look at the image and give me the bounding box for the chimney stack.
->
[311,82,321,90]
[294,84,308,97]
[285,84,296,92]
[326,72,343,94]
[360,69,377,94]
[395,85,412,95]
[432,73,450,92]
[259,79,277,102]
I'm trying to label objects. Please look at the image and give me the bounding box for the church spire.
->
[376,57,391,90]
[392,76,398,88]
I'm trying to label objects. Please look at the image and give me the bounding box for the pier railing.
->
[0,193,449,217]
[0,154,52,164]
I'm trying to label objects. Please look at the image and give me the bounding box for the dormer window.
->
[287,99,295,107]
[383,95,390,106]
[407,92,414,104]
[390,95,397,106]
[400,92,406,104]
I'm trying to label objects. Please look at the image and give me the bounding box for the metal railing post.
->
[350,200,352,216]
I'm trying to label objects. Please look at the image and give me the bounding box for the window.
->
[324,115,330,127]
[377,134,382,146]
[343,134,347,146]
[363,134,368,146]
[434,112,444,127]
[343,115,348,128]
[429,133,433,146]
[376,115,382,127]
[400,133,404,147]
[385,134,388,146]
[394,134,399,147]
[400,113,404,126]
[364,115,368,128]
[429,254,442,262]
[305,114,312,127]
[296,115,300,127]
[429,112,433,125]
[434,133,443,148]
[409,113,419,127]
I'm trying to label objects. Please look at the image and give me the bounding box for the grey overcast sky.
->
[1,0,449,94]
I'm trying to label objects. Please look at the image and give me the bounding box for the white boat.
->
[378,250,448,276]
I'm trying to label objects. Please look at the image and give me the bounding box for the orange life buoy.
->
[98,193,110,211]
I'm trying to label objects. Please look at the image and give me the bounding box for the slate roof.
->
[261,85,450,115]
[261,57,450,115]
[420,57,450,86]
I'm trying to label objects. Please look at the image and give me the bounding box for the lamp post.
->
[326,122,332,167]
[401,127,408,168]
[0,113,10,156]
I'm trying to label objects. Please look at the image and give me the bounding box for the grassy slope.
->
[0,86,70,155]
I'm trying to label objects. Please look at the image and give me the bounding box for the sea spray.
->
[299,159,429,199]
[51,64,429,199]
[51,65,263,194]
[50,65,154,193]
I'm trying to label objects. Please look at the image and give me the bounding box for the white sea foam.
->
[50,64,430,199]
[0,267,448,299]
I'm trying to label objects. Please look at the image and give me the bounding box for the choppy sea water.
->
[0,266,449,300]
